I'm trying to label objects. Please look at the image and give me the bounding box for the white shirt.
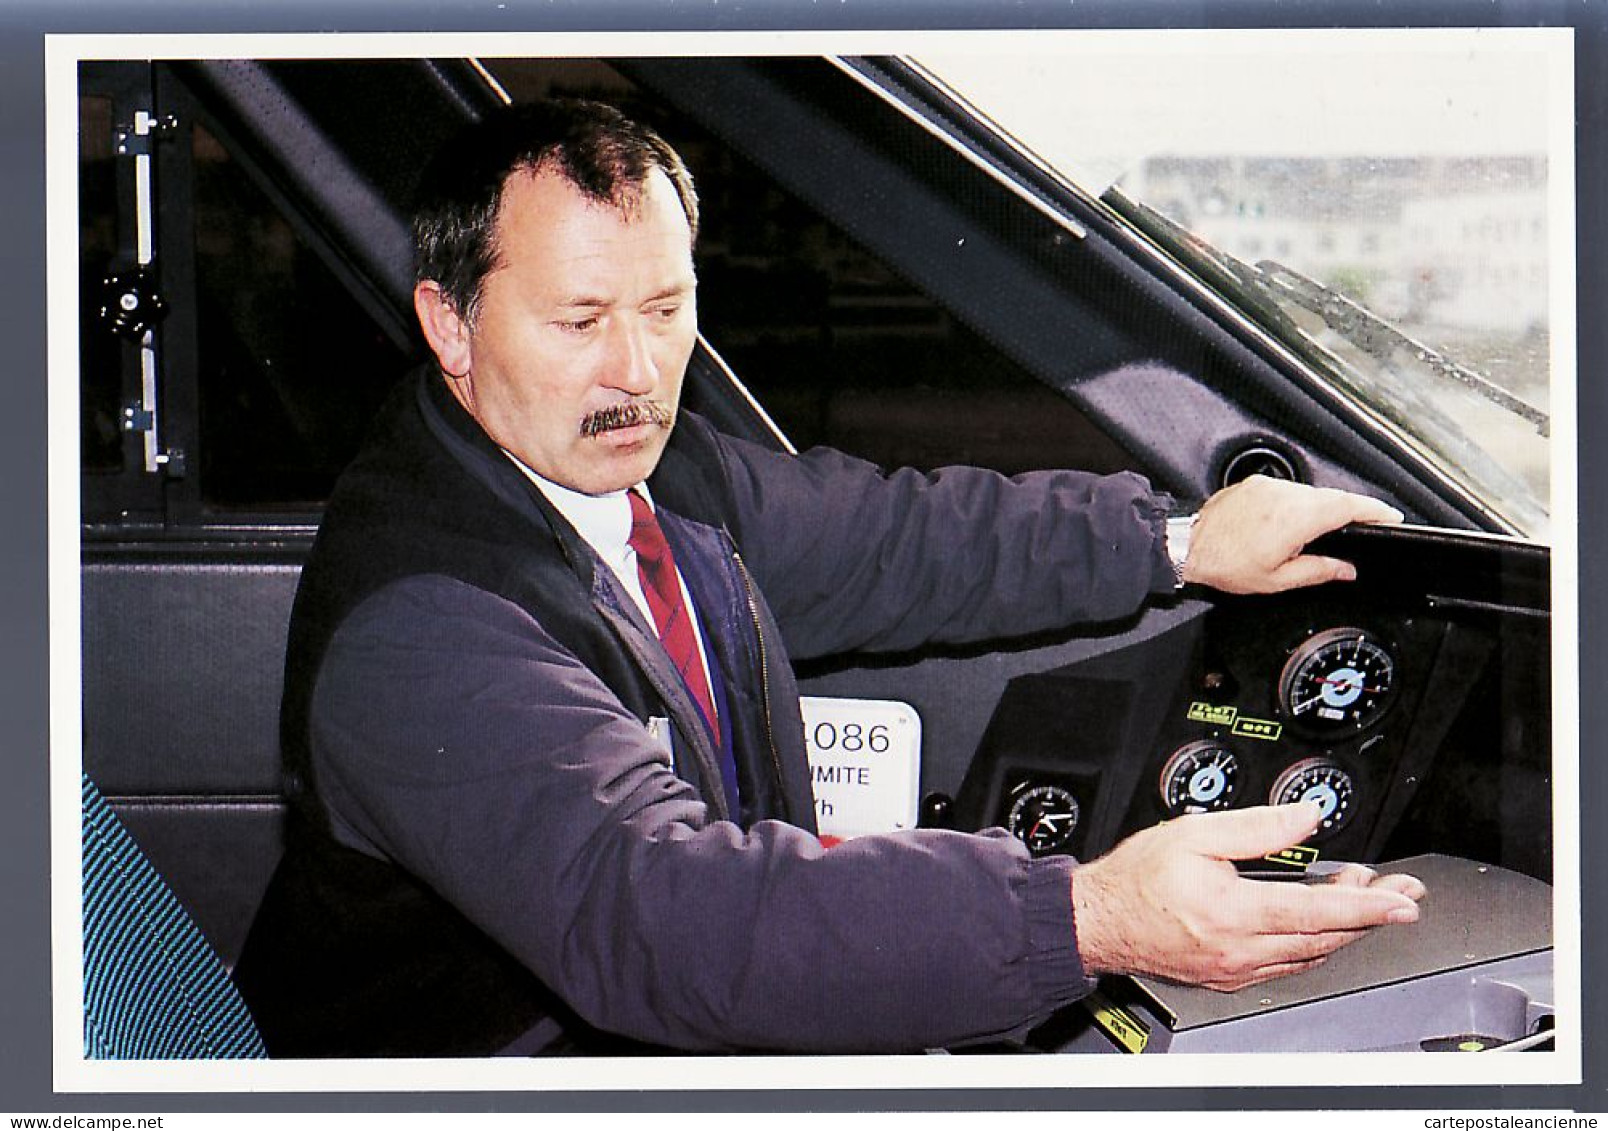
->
[505,455,719,710]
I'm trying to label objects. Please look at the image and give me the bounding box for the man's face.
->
[417,166,698,495]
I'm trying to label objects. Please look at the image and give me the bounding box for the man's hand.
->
[1180,475,1404,594]
[1070,803,1425,992]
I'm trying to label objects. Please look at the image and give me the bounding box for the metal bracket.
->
[121,402,153,433]
[155,447,188,479]
[114,113,178,158]
[120,402,185,477]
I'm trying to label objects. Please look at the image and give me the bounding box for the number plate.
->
[799,696,921,839]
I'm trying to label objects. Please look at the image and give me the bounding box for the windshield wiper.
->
[1106,188,1552,442]
[1252,260,1550,438]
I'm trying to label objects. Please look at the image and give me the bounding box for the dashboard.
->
[938,522,1555,1054]
[948,523,1552,880]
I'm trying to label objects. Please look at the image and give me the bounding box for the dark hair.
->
[411,98,699,322]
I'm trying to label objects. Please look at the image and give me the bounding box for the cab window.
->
[79,58,1142,537]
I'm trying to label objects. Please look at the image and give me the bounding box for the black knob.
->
[96,269,168,341]
[918,792,955,829]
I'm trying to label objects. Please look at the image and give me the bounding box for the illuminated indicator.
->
[1232,717,1284,741]
[1187,702,1238,726]
[1263,845,1320,869]
[1085,991,1150,1054]
[1422,1033,1505,1052]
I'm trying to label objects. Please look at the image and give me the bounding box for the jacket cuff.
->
[1140,492,1181,595]
[1015,853,1099,1009]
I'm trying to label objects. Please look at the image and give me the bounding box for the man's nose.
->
[608,315,660,395]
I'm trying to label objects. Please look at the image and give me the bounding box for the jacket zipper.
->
[731,549,791,823]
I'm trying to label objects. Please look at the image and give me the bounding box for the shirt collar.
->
[502,451,650,569]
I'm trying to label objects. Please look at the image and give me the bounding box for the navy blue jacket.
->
[234,366,1178,1056]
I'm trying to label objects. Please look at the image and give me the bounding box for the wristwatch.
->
[1165,513,1197,588]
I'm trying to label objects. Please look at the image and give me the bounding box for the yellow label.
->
[1187,702,1238,726]
[1085,991,1150,1054]
[1232,716,1284,741]
[1264,845,1321,870]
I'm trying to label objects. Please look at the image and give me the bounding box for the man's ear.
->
[414,281,473,377]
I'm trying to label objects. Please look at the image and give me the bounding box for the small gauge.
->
[1278,627,1398,731]
[1159,740,1241,815]
[1005,782,1081,856]
[1269,757,1357,838]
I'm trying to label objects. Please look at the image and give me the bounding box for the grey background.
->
[2,0,1602,1115]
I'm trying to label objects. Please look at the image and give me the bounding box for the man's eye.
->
[558,317,598,334]
[649,305,682,321]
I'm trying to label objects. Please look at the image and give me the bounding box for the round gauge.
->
[1159,740,1241,815]
[1005,783,1081,856]
[1269,757,1357,838]
[1278,627,1398,731]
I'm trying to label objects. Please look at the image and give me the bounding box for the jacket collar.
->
[415,366,738,820]
[414,367,600,590]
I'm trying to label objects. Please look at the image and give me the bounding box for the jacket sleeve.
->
[310,572,1096,1053]
[703,427,1180,661]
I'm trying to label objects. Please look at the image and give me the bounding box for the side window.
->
[188,120,411,509]
[485,59,1141,478]
[78,62,418,531]
[690,155,1137,476]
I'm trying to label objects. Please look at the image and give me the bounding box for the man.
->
[233,99,1423,1057]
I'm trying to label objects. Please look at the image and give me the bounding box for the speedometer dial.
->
[1159,740,1241,816]
[1278,627,1397,731]
[1269,757,1356,838]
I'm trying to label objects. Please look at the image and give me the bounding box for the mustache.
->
[579,400,676,438]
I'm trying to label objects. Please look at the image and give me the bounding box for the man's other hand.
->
[1180,475,1404,594]
[1070,803,1425,992]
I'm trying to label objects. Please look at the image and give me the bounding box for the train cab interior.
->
[73,49,1563,1060]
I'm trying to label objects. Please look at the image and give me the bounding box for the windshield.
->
[914,29,1568,539]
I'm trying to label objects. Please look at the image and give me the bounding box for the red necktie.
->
[628,491,719,739]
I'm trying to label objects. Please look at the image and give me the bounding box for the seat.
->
[81,773,267,1059]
